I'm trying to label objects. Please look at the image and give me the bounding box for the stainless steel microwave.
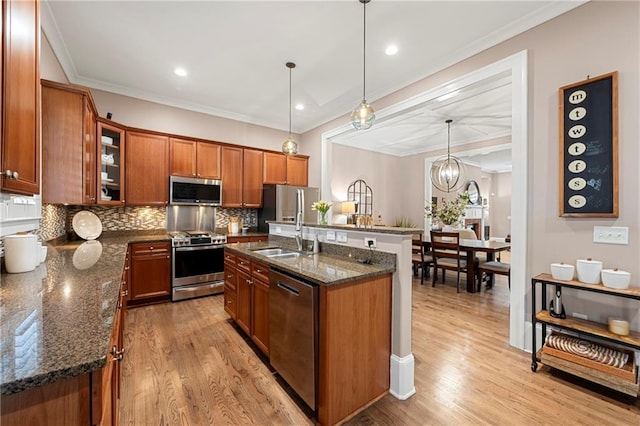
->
[169,176,222,206]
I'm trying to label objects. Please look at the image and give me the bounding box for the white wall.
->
[488,172,512,239]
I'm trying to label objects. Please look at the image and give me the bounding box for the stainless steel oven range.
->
[170,231,227,301]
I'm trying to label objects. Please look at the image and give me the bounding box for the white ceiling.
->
[42,0,583,161]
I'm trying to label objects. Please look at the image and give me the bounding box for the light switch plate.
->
[593,226,628,245]
[326,230,336,241]
[337,232,347,243]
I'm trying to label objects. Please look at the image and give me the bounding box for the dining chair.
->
[430,230,469,293]
[477,260,511,290]
[411,234,432,284]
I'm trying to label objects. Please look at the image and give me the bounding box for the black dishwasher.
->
[269,269,318,410]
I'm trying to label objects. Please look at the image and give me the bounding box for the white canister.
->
[4,234,38,273]
[576,258,603,284]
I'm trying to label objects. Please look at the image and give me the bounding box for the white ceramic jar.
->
[576,258,603,284]
[4,234,37,273]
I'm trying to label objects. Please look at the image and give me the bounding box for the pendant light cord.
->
[446,119,452,160]
[362,0,367,101]
[289,66,292,136]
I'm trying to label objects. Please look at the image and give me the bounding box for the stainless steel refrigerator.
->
[258,184,320,232]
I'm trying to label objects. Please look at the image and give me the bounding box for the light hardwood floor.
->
[121,274,640,425]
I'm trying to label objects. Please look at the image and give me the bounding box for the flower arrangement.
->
[312,200,332,224]
[426,192,470,227]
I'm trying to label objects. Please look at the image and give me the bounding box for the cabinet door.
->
[286,156,308,187]
[83,98,97,204]
[126,131,169,206]
[263,152,287,184]
[41,85,84,204]
[129,242,171,304]
[98,121,125,205]
[243,148,263,207]
[251,277,270,356]
[1,0,40,195]
[196,142,221,179]
[236,269,252,335]
[169,137,196,177]
[221,146,243,207]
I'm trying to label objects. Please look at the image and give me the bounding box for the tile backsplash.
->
[38,204,258,241]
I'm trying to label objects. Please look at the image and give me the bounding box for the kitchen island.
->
[0,232,168,424]
[224,239,395,425]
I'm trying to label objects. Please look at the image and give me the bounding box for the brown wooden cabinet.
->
[170,137,221,179]
[98,120,126,205]
[286,155,308,186]
[41,80,98,205]
[128,241,171,306]
[125,131,169,206]
[250,260,270,355]
[223,250,237,320]
[221,146,262,207]
[1,0,40,195]
[223,250,270,356]
[226,235,268,244]
[263,152,308,186]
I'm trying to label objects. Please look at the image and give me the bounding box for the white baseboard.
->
[389,353,416,400]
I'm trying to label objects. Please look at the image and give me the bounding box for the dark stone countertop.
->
[224,239,395,287]
[265,221,422,235]
[0,233,169,396]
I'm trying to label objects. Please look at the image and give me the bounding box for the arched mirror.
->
[465,180,481,205]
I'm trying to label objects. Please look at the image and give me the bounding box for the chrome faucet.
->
[295,188,304,251]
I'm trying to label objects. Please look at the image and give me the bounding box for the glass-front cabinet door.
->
[97,119,125,205]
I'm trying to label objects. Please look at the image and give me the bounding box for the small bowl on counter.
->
[608,317,630,336]
[601,269,631,290]
[576,258,603,284]
[550,263,574,281]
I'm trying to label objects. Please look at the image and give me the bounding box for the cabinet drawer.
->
[224,287,237,320]
[130,241,170,256]
[236,255,251,273]
[224,267,237,291]
[252,261,270,283]
[224,250,236,266]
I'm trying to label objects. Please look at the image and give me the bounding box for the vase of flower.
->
[312,200,332,225]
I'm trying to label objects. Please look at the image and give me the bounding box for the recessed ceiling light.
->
[174,67,188,77]
[295,103,304,111]
[385,45,398,56]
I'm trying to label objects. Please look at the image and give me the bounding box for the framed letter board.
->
[559,71,618,217]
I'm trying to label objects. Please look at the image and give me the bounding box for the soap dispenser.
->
[313,234,319,254]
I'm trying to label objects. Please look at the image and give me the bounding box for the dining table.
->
[423,237,511,293]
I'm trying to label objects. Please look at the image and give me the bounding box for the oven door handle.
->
[174,245,224,252]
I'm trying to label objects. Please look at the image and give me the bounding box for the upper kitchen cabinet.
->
[221,146,263,208]
[126,130,169,206]
[41,80,97,205]
[98,120,125,205]
[170,137,221,179]
[1,0,40,195]
[285,155,308,187]
[263,152,308,186]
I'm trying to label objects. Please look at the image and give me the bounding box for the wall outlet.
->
[337,232,347,243]
[135,219,142,227]
[326,230,336,241]
[364,237,376,248]
[276,226,282,234]
[572,312,588,320]
[593,226,628,245]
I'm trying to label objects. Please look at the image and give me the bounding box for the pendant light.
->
[351,0,375,130]
[282,62,298,155]
[430,119,466,192]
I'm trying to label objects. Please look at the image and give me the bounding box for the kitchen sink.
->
[252,248,309,259]
[252,248,294,256]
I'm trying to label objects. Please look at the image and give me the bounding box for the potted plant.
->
[426,192,470,229]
